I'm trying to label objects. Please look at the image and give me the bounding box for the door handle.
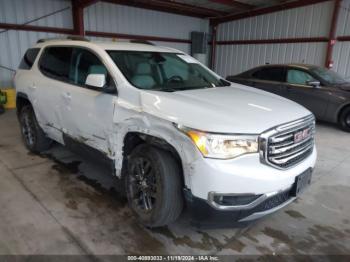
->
[29,83,36,90]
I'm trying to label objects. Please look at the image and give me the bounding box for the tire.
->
[19,105,52,153]
[126,144,183,227]
[339,107,350,132]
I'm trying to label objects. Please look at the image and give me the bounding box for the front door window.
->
[287,69,315,85]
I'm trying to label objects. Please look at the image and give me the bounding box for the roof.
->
[35,39,183,53]
[93,42,182,53]
[256,63,321,70]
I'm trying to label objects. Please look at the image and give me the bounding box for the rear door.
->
[250,67,287,97]
[285,68,329,118]
[35,46,74,142]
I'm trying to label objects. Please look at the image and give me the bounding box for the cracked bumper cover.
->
[184,166,313,227]
[184,185,298,227]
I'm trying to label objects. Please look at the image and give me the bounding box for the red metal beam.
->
[325,0,341,68]
[0,22,74,34]
[210,0,331,25]
[209,0,255,10]
[102,0,229,18]
[210,25,218,69]
[337,36,350,41]
[216,37,329,45]
[86,30,191,43]
[77,0,100,8]
[72,0,85,36]
[0,22,192,44]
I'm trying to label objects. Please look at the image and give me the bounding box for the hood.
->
[140,84,312,134]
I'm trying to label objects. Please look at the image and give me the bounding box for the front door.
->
[60,47,117,155]
[285,68,330,119]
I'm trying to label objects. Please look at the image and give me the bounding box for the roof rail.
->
[37,36,90,44]
[129,40,155,46]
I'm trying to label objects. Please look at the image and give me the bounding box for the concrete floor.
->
[0,109,350,256]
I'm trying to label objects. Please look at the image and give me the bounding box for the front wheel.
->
[339,107,350,132]
[126,144,183,227]
[19,105,52,153]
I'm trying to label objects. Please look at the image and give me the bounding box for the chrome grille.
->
[260,115,315,169]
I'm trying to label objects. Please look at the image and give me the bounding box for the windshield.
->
[310,67,348,85]
[107,51,230,91]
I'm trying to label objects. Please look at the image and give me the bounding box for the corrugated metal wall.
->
[84,2,208,54]
[216,42,327,78]
[0,0,208,88]
[215,1,334,78]
[0,0,72,87]
[333,0,350,78]
[2,0,350,87]
[0,0,72,27]
[333,42,350,79]
[0,31,67,87]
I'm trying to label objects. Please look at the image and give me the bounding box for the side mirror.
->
[85,74,106,88]
[306,80,321,88]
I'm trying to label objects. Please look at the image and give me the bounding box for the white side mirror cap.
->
[85,74,106,88]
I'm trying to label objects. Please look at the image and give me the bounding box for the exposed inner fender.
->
[111,109,201,189]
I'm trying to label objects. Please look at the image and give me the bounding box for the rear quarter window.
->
[19,48,40,70]
[252,67,286,82]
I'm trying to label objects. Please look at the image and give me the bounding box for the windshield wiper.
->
[152,86,211,92]
[152,87,178,92]
[217,79,231,87]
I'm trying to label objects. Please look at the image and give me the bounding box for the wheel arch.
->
[121,132,186,187]
[16,92,31,117]
[337,103,350,123]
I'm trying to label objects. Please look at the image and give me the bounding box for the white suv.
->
[14,38,317,227]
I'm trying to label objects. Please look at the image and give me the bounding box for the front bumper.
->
[185,176,304,227]
[183,147,316,227]
[188,146,317,200]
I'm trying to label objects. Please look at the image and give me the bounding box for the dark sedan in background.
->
[227,64,350,132]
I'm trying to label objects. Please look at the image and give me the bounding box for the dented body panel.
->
[15,40,317,225]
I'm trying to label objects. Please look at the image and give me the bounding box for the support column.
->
[72,0,85,36]
[325,0,341,68]
[210,24,217,70]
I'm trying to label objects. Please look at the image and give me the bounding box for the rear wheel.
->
[19,105,52,153]
[126,144,183,227]
[339,107,350,132]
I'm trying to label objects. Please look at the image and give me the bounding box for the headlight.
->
[178,125,259,159]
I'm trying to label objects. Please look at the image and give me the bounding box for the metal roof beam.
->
[102,0,229,18]
[74,0,100,8]
[210,0,331,25]
[0,23,74,34]
[209,0,255,10]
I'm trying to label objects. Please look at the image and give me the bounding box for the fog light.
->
[213,194,262,206]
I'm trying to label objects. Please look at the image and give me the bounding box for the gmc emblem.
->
[294,128,311,143]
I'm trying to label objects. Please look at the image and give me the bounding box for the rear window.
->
[252,67,285,82]
[19,48,40,70]
[39,47,73,82]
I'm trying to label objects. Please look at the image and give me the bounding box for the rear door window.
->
[39,47,73,82]
[252,67,286,82]
[19,48,40,70]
